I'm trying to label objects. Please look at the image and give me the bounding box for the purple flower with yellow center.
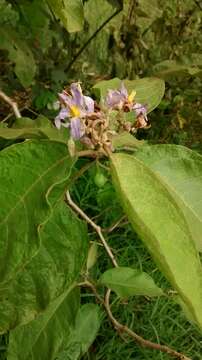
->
[55,83,94,139]
[106,82,136,110]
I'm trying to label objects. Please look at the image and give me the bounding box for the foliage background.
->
[0,0,202,359]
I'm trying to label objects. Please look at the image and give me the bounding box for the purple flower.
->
[55,82,94,139]
[133,103,148,120]
[133,103,148,128]
[106,83,136,109]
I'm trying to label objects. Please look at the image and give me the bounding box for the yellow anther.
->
[70,105,81,117]
[128,90,136,103]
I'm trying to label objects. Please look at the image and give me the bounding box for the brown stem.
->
[0,90,21,119]
[79,282,191,360]
[104,289,192,360]
[66,191,118,267]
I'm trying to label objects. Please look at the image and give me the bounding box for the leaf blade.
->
[0,140,72,283]
[92,77,165,113]
[135,144,202,252]
[7,287,80,360]
[100,267,163,297]
[110,153,202,329]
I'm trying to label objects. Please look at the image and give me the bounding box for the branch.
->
[80,282,191,360]
[0,90,21,119]
[104,289,192,360]
[65,4,123,73]
[66,191,118,267]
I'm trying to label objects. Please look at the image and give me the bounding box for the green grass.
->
[72,161,202,360]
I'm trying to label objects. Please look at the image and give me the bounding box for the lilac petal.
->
[70,118,84,140]
[59,92,69,103]
[106,90,123,107]
[70,83,83,107]
[119,82,128,98]
[55,108,69,129]
[84,96,94,113]
[57,107,69,120]
[133,103,147,117]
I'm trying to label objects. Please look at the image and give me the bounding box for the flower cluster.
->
[106,84,148,129]
[55,82,149,152]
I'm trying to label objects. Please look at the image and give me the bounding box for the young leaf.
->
[58,304,101,359]
[92,77,165,113]
[135,144,202,252]
[110,153,202,329]
[86,243,98,271]
[7,287,80,360]
[47,0,84,33]
[100,267,163,297]
[0,141,73,288]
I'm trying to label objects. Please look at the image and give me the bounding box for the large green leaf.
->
[58,304,101,360]
[47,0,84,32]
[100,267,163,297]
[135,144,202,252]
[0,28,36,87]
[7,287,80,360]
[0,141,72,286]
[92,77,165,113]
[0,202,88,332]
[110,153,202,329]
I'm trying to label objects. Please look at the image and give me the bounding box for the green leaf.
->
[100,267,163,297]
[12,116,51,129]
[92,77,165,113]
[7,287,80,360]
[112,132,145,150]
[19,0,53,51]
[152,60,202,80]
[0,140,72,287]
[135,144,202,252]
[110,153,202,329]
[58,304,101,360]
[137,0,162,19]
[86,243,98,271]
[0,202,88,332]
[47,0,84,32]
[0,117,69,143]
[0,28,36,87]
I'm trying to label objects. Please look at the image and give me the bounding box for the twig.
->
[77,150,100,158]
[79,282,191,360]
[65,4,123,73]
[0,90,21,119]
[66,191,118,267]
[104,289,192,360]
[103,215,127,233]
